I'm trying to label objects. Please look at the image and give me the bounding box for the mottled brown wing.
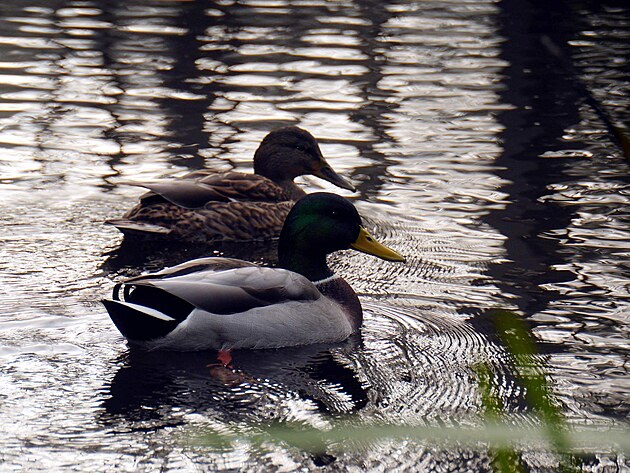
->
[131,180,230,209]
[130,171,291,210]
[119,200,294,242]
[195,171,292,202]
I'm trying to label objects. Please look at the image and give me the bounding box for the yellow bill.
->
[350,227,405,262]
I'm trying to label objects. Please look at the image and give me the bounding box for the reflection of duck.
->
[102,193,405,351]
[99,340,368,425]
[100,237,280,281]
[106,127,356,243]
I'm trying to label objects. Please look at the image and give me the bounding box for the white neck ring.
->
[312,274,339,286]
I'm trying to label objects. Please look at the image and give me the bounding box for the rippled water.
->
[1,0,629,471]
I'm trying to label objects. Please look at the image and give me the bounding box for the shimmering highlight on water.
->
[0,0,629,471]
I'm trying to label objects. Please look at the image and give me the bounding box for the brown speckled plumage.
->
[125,199,294,242]
[106,127,355,243]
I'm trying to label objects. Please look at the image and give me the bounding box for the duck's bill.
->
[351,227,405,262]
[314,163,357,192]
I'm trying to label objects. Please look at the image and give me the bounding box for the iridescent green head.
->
[278,192,404,280]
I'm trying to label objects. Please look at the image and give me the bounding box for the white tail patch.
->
[115,300,176,321]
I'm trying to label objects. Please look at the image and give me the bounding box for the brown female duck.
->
[106,126,355,242]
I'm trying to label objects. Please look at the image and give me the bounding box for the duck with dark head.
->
[106,127,356,243]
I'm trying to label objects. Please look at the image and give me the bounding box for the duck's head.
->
[253,126,356,192]
[279,192,404,280]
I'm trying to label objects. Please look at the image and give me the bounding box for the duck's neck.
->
[278,249,334,282]
[278,227,363,331]
[277,180,307,201]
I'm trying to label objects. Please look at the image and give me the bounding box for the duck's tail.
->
[102,299,178,341]
[105,218,172,236]
[102,283,191,342]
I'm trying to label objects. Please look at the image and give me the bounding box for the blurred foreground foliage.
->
[193,310,629,471]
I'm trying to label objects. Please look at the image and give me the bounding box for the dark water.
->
[0,0,629,470]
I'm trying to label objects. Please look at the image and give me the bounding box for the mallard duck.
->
[102,193,404,351]
[106,126,355,242]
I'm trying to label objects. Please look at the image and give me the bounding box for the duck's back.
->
[106,171,302,242]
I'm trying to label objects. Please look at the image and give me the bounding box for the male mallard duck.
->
[106,126,355,242]
[102,193,404,351]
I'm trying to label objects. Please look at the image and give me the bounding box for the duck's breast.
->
[314,276,363,332]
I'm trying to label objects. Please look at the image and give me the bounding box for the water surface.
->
[0,0,629,470]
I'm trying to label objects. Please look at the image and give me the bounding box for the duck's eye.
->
[295,143,307,152]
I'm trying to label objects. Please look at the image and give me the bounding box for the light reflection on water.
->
[0,0,629,470]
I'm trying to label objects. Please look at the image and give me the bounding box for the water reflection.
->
[101,232,280,278]
[489,0,630,424]
[0,0,629,470]
[100,339,367,426]
[488,0,581,315]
